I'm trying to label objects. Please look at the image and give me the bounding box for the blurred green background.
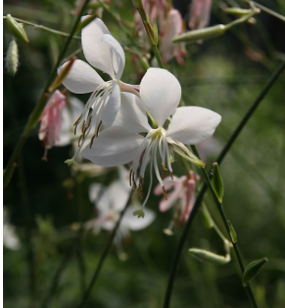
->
[3,0,285,307]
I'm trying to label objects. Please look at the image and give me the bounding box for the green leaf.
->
[227,220,238,243]
[243,258,268,286]
[212,162,224,203]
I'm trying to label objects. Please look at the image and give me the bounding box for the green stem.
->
[241,0,285,22]
[3,0,92,187]
[162,60,285,308]
[191,146,258,308]
[3,16,81,39]
[76,193,132,308]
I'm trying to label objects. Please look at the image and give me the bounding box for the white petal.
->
[140,68,181,127]
[122,207,156,231]
[109,180,130,212]
[118,166,132,191]
[60,59,104,94]
[159,186,183,212]
[101,81,120,126]
[102,34,125,79]
[167,106,222,145]
[82,126,144,166]
[89,183,104,203]
[114,93,151,133]
[81,17,115,78]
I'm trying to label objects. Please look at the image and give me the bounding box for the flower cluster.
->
[42,16,221,222]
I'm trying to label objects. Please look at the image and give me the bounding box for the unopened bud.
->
[163,228,174,236]
[212,162,224,203]
[224,8,253,16]
[6,14,29,43]
[201,204,214,229]
[173,24,226,44]
[243,257,268,286]
[6,40,19,76]
[49,56,76,92]
[189,248,231,265]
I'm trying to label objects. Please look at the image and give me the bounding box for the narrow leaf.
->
[189,248,230,265]
[243,257,268,286]
[212,162,224,203]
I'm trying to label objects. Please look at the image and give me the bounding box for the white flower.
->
[86,167,155,246]
[59,17,138,152]
[82,68,221,209]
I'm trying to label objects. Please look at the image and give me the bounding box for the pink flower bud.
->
[189,0,212,30]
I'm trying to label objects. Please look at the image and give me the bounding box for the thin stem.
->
[241,0,285,22]
[76,192,132,308]
[3,0,92,187]
[191,146,258,308]
[162,60,285,308]
[3,16,81,39]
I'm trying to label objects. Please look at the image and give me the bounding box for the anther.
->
[129,170,132,187]
[95,120,103,137]
[139,176,144,199]
[161,162,167,179]
[170,171,174,181]
[162,186,168,200]
[81,120,86,134]
[73,114,82,135]
[132,172,137,190]
[83,116,92,134]
[90,134,96,149]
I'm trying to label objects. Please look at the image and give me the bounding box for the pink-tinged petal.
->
[114,93,151,133]
[59,97,84,146]
[102,34,125,79]
[185,179,196,220]
[167,106,221,145]
[81,17,115,78]
[60,59,104,94]
[159,185,183,212]
[140,68,181,127]
[189,0,212,30]
[82,126,144,167]
[122,207,156,231]
[153,176,179,195]
[101,81,120,126]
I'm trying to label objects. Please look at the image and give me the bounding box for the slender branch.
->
[191,145,258,308]
[162,60,285,308]
[3,16,81,39]
[3,0,92,187]
[76,193,132,308]
[241,0,285,22]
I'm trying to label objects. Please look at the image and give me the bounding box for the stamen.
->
[132,172,137,190]
[139,176,144,199]
[129,170,132,187]
[73,114,82,135]
[162,186,168,200]
[81,120,85,134]
[170,171,174,181]
[89,134,96,149]
[83,116,92,135]
[95,120,103,137]
[78,134,83,147]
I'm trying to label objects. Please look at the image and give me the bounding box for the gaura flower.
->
[82,68,221,210]
[189,0,212,30]
[59,17,138,154]
[38,90,66,160]
[86,167,155,249]
[154,171,196,234]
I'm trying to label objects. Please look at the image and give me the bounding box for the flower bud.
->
[224,8,253,16]
[243,257,268,286]
[6,40,19,76]
[189,248,231,265]
[173,24,226,43]
[212,162,224,203]
[6,14,29,43]
[201,204,214,229]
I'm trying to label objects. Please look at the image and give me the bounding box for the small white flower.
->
[59,17,138,153]
[86,167,155,246]
[82,68,221,209]
[3,208,20,250]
